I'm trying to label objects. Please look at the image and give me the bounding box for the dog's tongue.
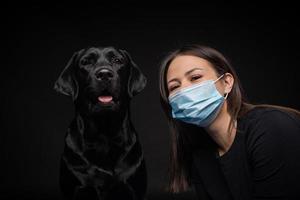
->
[98,96,113,103]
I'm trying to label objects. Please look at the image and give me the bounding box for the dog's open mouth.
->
[98,96,113,104]
[96,89,115,105]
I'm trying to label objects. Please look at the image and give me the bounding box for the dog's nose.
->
[95,68,114,81]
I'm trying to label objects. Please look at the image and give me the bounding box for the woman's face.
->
[166,55,228,97]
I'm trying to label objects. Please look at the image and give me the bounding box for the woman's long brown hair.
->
[158,44,300,193]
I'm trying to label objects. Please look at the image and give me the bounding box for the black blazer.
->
[190,107,300,200]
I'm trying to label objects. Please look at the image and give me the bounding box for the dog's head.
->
[54,46,147,115]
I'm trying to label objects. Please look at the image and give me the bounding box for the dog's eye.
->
[112,57,123,64]
[80,58,91,66]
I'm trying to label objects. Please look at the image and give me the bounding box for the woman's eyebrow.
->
[184,67,204,76]
[167,67,204,84]
[167,78,180,84]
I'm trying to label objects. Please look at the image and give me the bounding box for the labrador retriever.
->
[53,46,147,200]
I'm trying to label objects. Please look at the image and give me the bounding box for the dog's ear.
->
[120,49,147,98]
[53,50,82,100]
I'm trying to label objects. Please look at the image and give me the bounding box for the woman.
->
[158,44,300,199]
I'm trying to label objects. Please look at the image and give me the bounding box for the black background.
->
[2,2,300,200]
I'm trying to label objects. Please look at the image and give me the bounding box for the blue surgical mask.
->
[168,74,228,127]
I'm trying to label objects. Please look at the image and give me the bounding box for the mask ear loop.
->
[214,73,225,83]
[215,73,229,99]
[224,92,229,99]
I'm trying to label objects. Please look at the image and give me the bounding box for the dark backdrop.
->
[2,3,300,200]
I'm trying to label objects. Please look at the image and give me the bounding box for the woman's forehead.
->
[167,55,213,80]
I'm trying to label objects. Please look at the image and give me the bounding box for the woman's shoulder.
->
[239,106,300,197]
[239,106,300,157]
[239,106,300,130]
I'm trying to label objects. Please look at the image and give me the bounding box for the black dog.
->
[53,46,147,200]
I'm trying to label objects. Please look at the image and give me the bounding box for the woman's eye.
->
[191,75,202,81]
[169,85,179,92]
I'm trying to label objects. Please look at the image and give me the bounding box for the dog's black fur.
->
[54,47,147,200]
